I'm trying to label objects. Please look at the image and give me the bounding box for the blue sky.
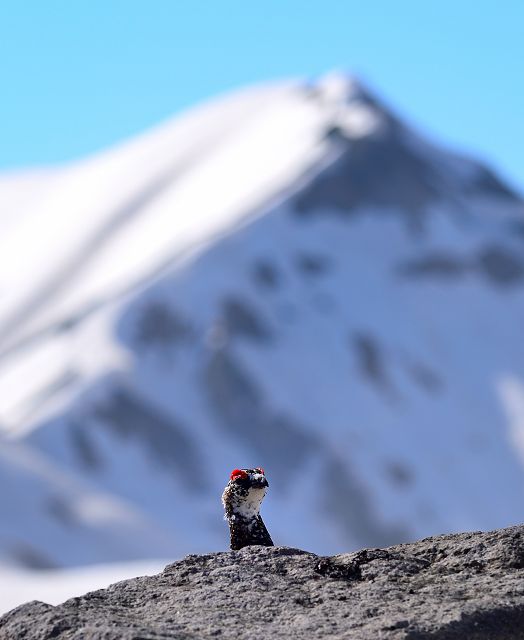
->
[1,1,523,190]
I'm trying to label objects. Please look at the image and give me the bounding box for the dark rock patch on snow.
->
[252,259,281,289]
[397,253,468,279]
[295,252,332,277]
[92,388,206,490]
[405,361,443,394]
[125,301,194,351]
[477,245,524,286]
[221,296,273,342]
[293,127,439,221]
[352,332,392,392]
[397,245,524,287]
[69,419,104,470]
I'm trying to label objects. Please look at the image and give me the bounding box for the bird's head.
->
[222,467,269,520]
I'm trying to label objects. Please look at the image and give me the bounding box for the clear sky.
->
[1,1,523,191]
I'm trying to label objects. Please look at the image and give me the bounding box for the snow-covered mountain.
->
[1,72,524,571]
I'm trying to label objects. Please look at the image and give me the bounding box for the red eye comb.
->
[230,469,248,481]
[255,467,265,475]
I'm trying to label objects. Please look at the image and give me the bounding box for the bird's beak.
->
[252,476,269,488]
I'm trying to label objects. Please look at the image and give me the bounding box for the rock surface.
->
[2,525,524,639]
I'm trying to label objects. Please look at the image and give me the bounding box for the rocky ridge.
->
[2,524,524,639]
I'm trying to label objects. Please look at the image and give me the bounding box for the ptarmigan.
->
[221,467,273,550]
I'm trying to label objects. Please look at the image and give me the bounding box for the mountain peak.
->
[0,74,523,578]
[306,71,389,140]
[314,70,362,104]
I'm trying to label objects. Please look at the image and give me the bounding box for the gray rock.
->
[2,525,524,639]
[221,296,273,342]
[396,245,524,288]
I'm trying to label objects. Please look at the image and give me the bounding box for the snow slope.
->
[0,560,166,616]
[1,72,524,606]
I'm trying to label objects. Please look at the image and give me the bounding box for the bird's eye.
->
[255,467,265,475]
[230,469,248,481]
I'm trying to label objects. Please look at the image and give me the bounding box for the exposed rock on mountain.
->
[2,524,524,639]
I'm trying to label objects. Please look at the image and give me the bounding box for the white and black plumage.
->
[221,467,273,550]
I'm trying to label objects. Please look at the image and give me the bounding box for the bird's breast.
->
[233,486,266,518]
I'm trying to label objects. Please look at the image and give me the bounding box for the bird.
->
[221,467,274,550]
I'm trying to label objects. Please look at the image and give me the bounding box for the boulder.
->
[2,524,524,639]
